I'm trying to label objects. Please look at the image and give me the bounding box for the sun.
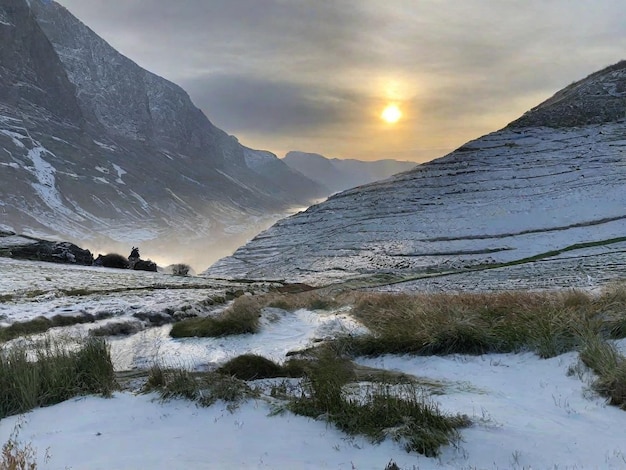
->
[381,104,402,124]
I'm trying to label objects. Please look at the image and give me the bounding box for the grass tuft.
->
[218,354,287,380]
[144,363,257,408]
[339,290,606,358]
[288,349,468,457]
[580,335,626,408]
[0,338,116,419]
[170,296,261,338]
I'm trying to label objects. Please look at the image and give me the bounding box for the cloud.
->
[56,0,626,161]
[182,74,367,135]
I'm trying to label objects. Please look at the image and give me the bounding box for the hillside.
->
[283,151,416,193]
[0,0,325,267]
[207,61,626,289]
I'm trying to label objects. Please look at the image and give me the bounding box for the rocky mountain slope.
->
[207,61,626,289]
[0,0,324,267]
[283,151,416,193]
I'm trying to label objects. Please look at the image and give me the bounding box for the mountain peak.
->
[509,60,626,128]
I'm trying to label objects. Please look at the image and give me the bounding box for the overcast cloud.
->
[56,0,626,162]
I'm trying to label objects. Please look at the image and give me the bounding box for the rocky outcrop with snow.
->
[0,0,324,264]
[208,62,626,289]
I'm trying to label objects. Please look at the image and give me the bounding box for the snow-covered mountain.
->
[283,151,416,193]
[208,61,626,289]
[0,0,325,267]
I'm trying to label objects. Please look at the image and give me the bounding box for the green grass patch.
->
[0,338,116,418]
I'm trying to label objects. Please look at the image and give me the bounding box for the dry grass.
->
[338,289,613,358]
[580,335,626,409]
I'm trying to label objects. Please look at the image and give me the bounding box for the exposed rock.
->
[0,231,93,265]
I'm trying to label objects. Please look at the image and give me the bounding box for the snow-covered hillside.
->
[207,62,626,289]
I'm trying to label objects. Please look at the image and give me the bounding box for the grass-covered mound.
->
[170,295,261,338]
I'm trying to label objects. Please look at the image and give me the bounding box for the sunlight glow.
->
[381,104,402,124]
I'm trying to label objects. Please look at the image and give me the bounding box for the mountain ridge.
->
[207,61,626,289]
[283,151,416,193]
[0,0,325,267]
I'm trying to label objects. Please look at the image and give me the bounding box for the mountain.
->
[207,61,626,290]
[0,0,325,268]
[283,151,416,193]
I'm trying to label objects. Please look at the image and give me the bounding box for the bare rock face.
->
[0,231,93,265]
[0,0,325,263]
[207,62,626,290]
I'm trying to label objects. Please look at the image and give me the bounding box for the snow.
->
[1,259,626,468]
[208,124,626,290]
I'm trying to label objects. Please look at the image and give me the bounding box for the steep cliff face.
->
[207,62,626,290]
[0,0,324,266]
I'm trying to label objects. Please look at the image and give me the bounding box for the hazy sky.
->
[56,1,626,162]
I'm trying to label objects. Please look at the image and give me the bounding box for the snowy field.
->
[1,258,626,469]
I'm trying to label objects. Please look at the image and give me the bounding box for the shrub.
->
[170,296,260,338]
[171,264,191,276]
[94,253,129,269]
[0,338,116,418]
[1,424,41,470]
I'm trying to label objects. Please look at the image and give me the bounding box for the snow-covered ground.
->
[1,258,626,469]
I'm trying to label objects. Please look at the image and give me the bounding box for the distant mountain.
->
[0,0,325,267]
[207,61,626,290]
[283,151,416,193]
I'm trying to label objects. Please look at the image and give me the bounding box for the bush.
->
[94,253,129,269]
[170,296,261,338]
[0,338,116,419]
[171,264,191,276]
